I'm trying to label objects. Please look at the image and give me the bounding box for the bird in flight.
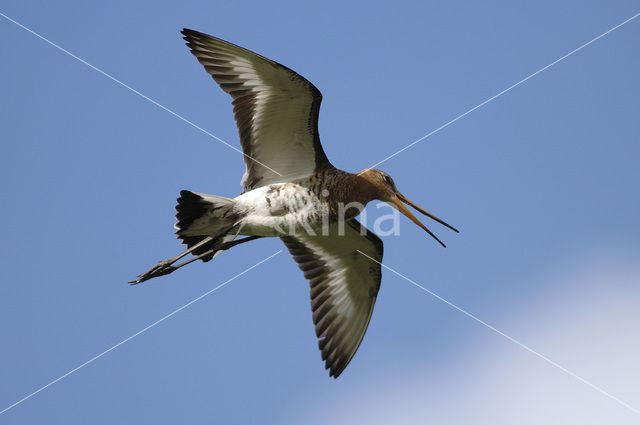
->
[132,29,458,378]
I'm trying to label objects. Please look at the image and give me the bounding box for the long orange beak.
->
[391,193,459,248]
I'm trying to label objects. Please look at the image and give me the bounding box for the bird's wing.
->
[281,219,383,378]
[182,29,333,192]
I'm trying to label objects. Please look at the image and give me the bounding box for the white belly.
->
[233,183,328,237]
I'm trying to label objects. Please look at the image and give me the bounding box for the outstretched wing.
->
[182,29,333,191]
[281,220,383,378]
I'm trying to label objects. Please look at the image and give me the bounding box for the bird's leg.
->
[219,235,262,250]
[149,235,263,278]
[129,235,216,284]
[130,225,236,284]
[129,233,261,285]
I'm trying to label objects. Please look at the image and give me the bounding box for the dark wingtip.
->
[181,28,201,44]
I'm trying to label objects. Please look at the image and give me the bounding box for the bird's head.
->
[359,168,459,247]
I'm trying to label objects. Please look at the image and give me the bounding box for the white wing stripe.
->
[280,219,383,377]
[182,29,332,191]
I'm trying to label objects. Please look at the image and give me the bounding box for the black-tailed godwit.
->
[132,29,458,377]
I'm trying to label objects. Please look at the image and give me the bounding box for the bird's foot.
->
[129,259,177,285]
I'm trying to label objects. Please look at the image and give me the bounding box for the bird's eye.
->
[383,175,392,185]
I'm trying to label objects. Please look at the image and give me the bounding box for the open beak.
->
[390,193,459,248]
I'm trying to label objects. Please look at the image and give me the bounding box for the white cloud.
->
[288,260,640,424]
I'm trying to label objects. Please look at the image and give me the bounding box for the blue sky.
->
[1,1,639,423]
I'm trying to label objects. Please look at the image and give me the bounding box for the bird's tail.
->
[174,190,239,262]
